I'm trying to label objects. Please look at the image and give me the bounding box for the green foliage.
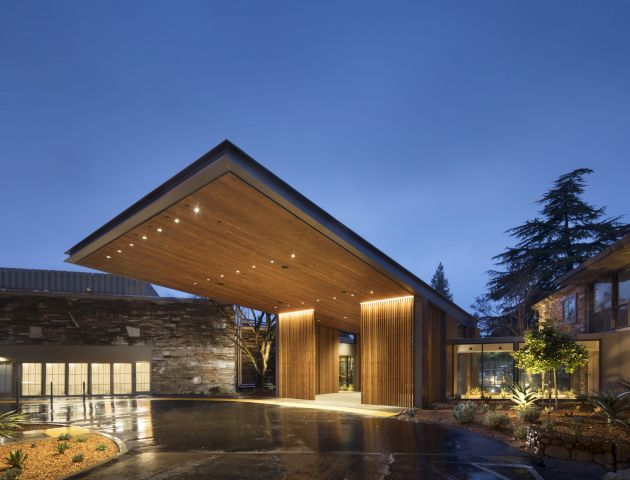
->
[568,422,585,436]
[483,411,510,429]
[507,384,539,410]
[4,449,27,470]
[453,402,476,424]
[0,411,27,439]
[76,435,86,443]
[72,454,84,463]
[55,442,70,454]
[513,425,528,440]
[540,420,555,432]
[589,390,630,428]
[430,262,454,301]
[95,444,107,452]
[0,468,22,480]
[57,433,72,441]
[517,406,541,423]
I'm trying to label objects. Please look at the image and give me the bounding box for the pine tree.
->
[478,168,629,335]
[430,262,454,301]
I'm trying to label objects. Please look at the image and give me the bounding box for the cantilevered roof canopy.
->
[66,141,473,332]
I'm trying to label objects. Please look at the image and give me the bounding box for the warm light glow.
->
[370,290,374,294]
[251,265,256,268]
[333,296,336,300]
[117,249,122,253]
[269,259,275,264]
[220,274,224,278]
[360,295,414,305]
[316,299,320,302]
[279,308,314,317]
[106,255,111,259]
[129,243,134,247]
[193,206,200,214]
[142,235,148,240]
[206,278,210,281]
[290,253,296,258]
[174,218,180,223]
[350,294,354,297]
[193,282,197,285]
[157,228,163,233]
[236,270,240,274]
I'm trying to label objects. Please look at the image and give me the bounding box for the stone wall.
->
[0,291,237,394]
[533,284,589,334]
[527,426,630,471]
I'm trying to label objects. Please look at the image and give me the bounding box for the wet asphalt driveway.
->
[6,398,606,479]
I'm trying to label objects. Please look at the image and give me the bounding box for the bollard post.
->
[15,381,19,409]
[50,382,54,411]
[82,381,86,402]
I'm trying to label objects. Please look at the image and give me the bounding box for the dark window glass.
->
[563,295,577,324]
[619,271,630,305]
[593,282,612,313]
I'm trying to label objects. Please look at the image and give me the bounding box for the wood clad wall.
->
[360,296,414,407]
[416,301,450,405]
[317,325,339,394]
[278,310,316,400]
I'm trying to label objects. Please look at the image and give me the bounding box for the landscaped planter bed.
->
[0,429,118,480]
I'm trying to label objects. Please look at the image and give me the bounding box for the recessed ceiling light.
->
[117,249,122,253]
[193,282,197,285]
[301,301,304,305]
[333,296,336,300]
[106,255,111,259]
[274,306,278,309]
[343,316,347,319]
[236,270,240,274]
[142,235,148,240]
[129,243,134,247]
[251,265,256,269]
[316,299,320,302]
[174,218,180,224]
[220,274,224,278]
[290,253,296,259]
[350,294,354,297]
[157,228,163,233]
[370,290,374,294]
[269,259,275,264]
[193,206,200,214]
[206,278,210,281]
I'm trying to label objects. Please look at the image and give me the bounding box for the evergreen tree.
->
[430,262,454,301]
[477,168,629,336]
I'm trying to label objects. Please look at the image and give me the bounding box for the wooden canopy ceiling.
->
[67,152,412,332]
[66,141,472,332]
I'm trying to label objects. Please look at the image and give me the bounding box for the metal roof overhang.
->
[66,141,474,331]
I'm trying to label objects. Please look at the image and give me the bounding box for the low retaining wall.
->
[527,426,630,471]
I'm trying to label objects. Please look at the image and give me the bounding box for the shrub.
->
[513,425,528,440]
[56,442,70,454]
[453,402,476,424]
[0,411,27,439]
[72,454,84,463]
[507,384,539,411]
[76,435,86,443]
[95,444,107,452]
[541,420,555,432]
[517,406,541,423]
[483,411,510,429]
[0,468,22,480]
[4,449,27,470]
[58,433,72,441]
[588,390,630,428]
[568,422,585,436]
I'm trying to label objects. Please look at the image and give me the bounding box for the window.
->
[593,281,613,312]
[45,363,66,395]
[68,363,88,395]
[563,295,577,324]
[113,363,132,394]
[91,363,111,395]
[135,362,151,392]
[618,271,630,328]
[22,363,42,396]
[0,363,12,394]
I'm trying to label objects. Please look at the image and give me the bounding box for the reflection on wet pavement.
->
[3,398,543,479]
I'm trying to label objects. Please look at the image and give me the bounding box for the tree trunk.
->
[553,368,558,409]
[541,371,546,407]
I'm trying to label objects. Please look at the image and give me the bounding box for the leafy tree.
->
[430,262,454,301]
[476,168,629,335]
[512,326,588,408]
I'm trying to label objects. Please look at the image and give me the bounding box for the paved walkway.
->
[0,398,607,479]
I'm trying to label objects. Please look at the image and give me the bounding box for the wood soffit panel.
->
[76,173,410,330]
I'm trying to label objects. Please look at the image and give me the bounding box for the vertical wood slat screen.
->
[278,310,316,400]
[361,296,414,407]
[317,325,339,394]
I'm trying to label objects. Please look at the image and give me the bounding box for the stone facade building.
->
[0,283,237,397]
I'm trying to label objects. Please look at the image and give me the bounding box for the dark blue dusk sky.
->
[1,1,629,309]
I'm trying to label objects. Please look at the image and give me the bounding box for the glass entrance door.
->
[339,355,354,390]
